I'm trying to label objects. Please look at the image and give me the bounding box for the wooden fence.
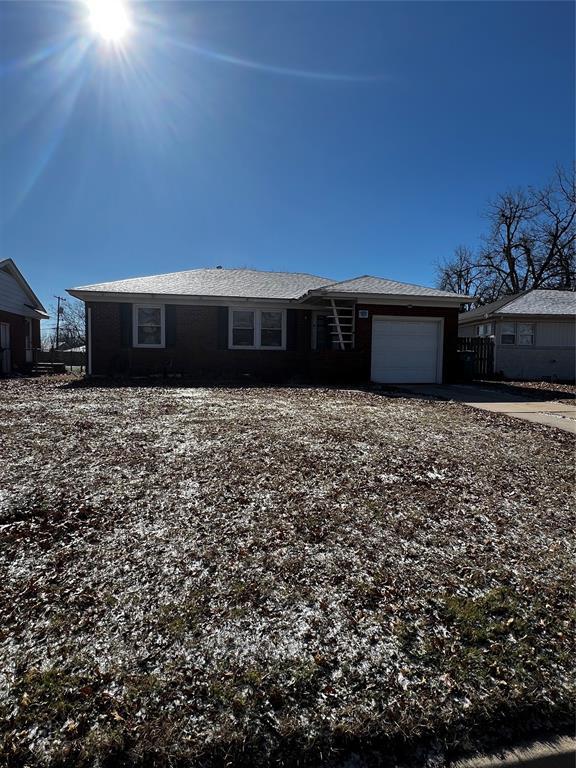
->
[37,349,86,367]
[457,337,494,378]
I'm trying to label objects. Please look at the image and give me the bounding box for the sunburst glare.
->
[86,0,131,43]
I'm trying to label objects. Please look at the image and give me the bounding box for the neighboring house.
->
[459,289,576,381]
[67,268,468,383]
[0,259,48,374]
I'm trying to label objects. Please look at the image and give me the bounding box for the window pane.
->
[518,333,534,346]
[518,323,534,335]
[315,314,330,350]
[261,311,282,330]
[261,329,282,347]
[501,334,515,345]
[138,307,161,326]
[501,322,515,335]
[232,311,254,329]
[138,325,162,345]
[232,328,254,346]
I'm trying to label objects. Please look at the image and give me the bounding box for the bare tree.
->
[479,188,538,295]
[437,167,576,306]
[435,246,483,304]
[528,166,576,290]
[42,298,86,350]
[59,298,86,348]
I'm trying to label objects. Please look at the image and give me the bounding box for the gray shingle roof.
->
[69,268,468,302]
[312,275,469,299]
[70,268,332,301]
[501,289,576,315]
[458,295,520,322]
[460,290,576,322]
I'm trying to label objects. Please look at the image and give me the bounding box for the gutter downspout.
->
[87,307,92,376]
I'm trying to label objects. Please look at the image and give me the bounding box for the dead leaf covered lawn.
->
[0,376,574,767]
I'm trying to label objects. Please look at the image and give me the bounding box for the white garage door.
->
[371,318,442,383]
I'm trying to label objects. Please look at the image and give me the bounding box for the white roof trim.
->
[0,258,49,318]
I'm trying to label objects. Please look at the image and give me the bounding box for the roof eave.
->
[69,286,472,306]
[67,289,302,304]
[31,309,50,320]
[460,310,576,323]
[301,290,471,304]
[1,258,48,316]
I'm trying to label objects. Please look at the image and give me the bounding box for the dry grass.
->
[0,375,574,767]
[477,379,576,403]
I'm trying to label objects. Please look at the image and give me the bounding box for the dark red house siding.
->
[87,301,459,383]
[355,303,459,382]
[0,309,40,371]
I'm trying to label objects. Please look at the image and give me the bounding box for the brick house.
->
[67,268,468,383]
[0,259,48,374]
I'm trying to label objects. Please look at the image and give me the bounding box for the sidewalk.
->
[398,384,576,434]
[455,735,575,767]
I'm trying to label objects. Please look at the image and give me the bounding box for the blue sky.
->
[1,1,574,316]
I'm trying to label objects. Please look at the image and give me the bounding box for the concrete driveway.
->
[399,384,576,434]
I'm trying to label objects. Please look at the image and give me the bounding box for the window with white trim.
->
[478,322,493,337]
[231,310,255,347]
[500,322,516,345]
[517,322,535,346]
[229,309,285,349]
[133,305,165,347]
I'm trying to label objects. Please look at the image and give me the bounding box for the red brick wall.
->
[88,303,314,380]
[0,310,40,372]
[87,301,459,383]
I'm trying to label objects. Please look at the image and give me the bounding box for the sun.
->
[86,0,131,43]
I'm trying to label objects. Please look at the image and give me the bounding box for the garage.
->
[371,317,443,383]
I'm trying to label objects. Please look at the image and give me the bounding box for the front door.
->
[0,323,10,374]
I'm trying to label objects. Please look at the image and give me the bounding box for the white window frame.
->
[517,322,535,346]
[228,308,286,350]
[133,304,165,348]
[500,322,516,345]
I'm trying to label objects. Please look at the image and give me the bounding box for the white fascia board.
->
[66,290,299,306]
[27,307,50,320]
[329,293,468,307]
[299,291,470,306]
[497,312,576,321]
[67,289,471,309]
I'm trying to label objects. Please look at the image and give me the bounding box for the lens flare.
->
[86,0,131,43]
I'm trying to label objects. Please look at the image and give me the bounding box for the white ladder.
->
[328,299,355,350]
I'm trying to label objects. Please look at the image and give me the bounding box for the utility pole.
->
[54,296,67,349]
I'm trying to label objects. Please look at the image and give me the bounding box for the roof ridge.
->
[325,273,459,290]
[495,291,528,311]
[308,273,468,298]
[73,266,333,288]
